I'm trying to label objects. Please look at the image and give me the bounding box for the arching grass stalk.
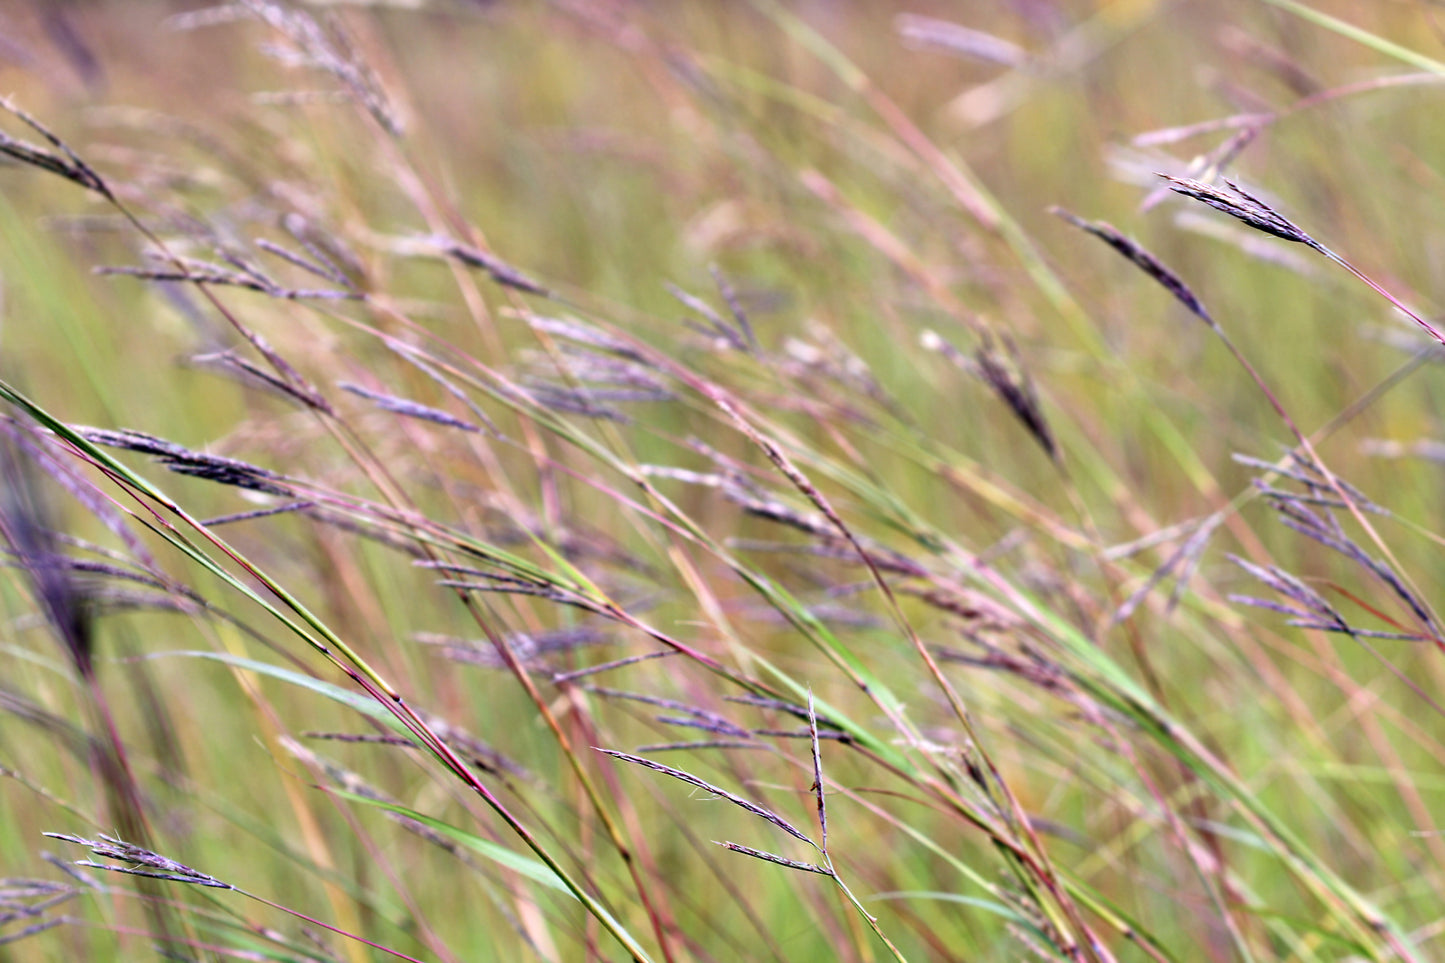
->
[0,379,658,963]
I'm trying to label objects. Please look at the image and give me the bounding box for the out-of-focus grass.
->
[2,1,1445,960]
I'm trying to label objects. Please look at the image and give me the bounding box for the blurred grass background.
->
[3,1,1445,960]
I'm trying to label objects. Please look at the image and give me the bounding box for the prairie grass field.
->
[3,1,1445,960]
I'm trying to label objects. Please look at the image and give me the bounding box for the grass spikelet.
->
[239,0,403,137]
[597,748,817,848]
[0,446,94,677]
[44,834,232,890]
[76,427,291,496]
[0,99,110,197]
[924,330,1058,461]
[716,841,835,876]
[894,13,1029,68]
[440,238,551,296]
[339,382,484,433]
[1051,206,1216,327]
[1158,174,1325,250]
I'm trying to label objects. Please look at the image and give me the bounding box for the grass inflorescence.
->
[1,2,1444,961]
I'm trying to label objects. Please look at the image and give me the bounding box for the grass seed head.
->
[1158,174,1326,253]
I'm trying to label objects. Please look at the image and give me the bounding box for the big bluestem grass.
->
[1,3,1444,961]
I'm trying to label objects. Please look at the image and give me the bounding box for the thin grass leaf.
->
[1261,0,1445,76]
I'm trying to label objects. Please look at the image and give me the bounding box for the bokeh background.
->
[2,1,1445,960]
